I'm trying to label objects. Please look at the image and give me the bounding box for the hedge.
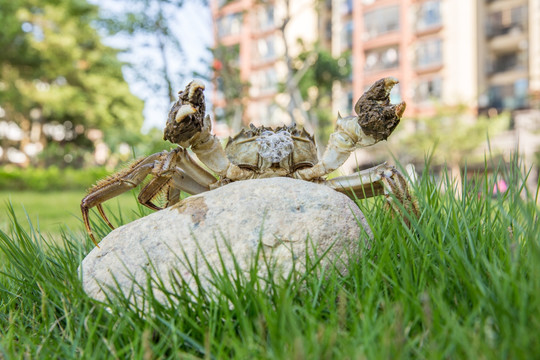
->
[0,166,110,192]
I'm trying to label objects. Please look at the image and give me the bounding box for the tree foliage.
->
[0,0,144,166]
[293,45,351,144]
[96,0,206,103]
[212,43,249,130]
[398,105,510,172]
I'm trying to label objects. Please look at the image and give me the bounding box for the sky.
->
[90,0,214,132]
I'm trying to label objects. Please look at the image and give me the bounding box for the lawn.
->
[1,162,539,359]
[0,190,145,240]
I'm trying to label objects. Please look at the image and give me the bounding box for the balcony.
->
[342,0,353,15]
[363,6,400,41]
[253,4,276,34]
[486,5,527,39]
[487,79,529,110]
[217,12,243,39]
[251,36,279,65]
[415,38,443,70]
[249,67,278,98]
[487,22,526,38]
[341,20,354,50]
[414,77,442,104]
[415,0,442,33]
[364,46,399,73]
[487,52,527,75]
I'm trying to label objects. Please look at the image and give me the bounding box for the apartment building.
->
[210,0,321,127]
[212,0,539,121]
[479,0,540,111]
[211,0,540,177]
[332,0,540,116]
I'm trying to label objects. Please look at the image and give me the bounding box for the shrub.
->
[0,166,110,191]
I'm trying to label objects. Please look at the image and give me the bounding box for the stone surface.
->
[80,177,372,305]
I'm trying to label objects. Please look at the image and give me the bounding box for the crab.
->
[81,77,418,246]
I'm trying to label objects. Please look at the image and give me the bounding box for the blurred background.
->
[1,0,539,234]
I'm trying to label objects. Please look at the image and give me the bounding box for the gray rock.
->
[80,177,372,305]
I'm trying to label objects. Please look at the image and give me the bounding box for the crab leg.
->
[175,147,217,186]
[137,175,173,211]
[96,204,114,230]
[326,163,419,220]
[81,148,219,246]
[325,163,389,198]
[81,159,157,246]
[137,167,211,211]
[134,148,212,210]
[150,168,211,209]
[170,168,211,195]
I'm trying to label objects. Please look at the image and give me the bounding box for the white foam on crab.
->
[256,130,294,163]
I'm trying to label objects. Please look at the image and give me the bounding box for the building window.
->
[252,36,277,64]
[254,5,275,32]
[217,0,237,7]
[364,46,399,72]
[346,90,353,110]
[486,5,527,37]
[416,0,441,31]
[342,0,353,15]
[488,51,527,74]
[250,67,278,97]
[415,38,443,69]
[217,12,243,38]
[415,77,442,103]
[363,6,400,40]
[488,79,529,110]
[325,19,332,43]
[342,20,353,49]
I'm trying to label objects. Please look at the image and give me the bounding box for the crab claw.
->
[164,80,207,147]
[354,77,406,142]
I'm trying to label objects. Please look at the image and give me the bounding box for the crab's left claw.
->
[354,77,406,142]
[164,80,208,147]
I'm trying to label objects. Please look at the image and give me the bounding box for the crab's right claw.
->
[354,77,406,142]
[163,80,207,147]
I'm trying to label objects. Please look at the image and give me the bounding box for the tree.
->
[96,0,208,103]
[212,0,350,140]
[293,45,351,145]
[212,43,249,132]
[0,0,144,167]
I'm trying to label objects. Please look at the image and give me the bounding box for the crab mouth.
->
[256,130,294,163]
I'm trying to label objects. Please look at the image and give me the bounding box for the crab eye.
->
[292,162,314,171]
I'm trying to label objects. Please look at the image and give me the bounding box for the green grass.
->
[0,191,144,239]
[1,159,540,359]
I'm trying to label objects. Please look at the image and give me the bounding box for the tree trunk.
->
[156,1,175,103]
[279,0,315,132]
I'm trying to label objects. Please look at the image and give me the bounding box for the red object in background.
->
[213,59,223,71]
